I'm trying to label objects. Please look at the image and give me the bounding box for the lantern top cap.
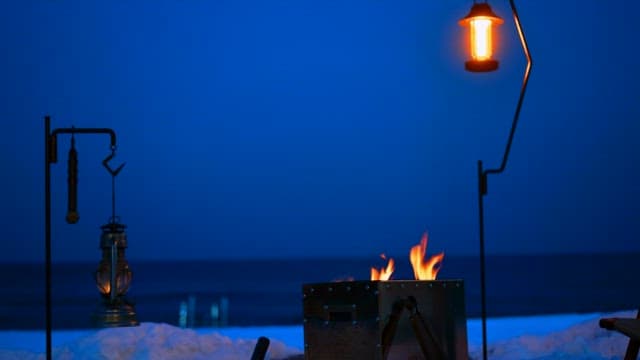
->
[459,3,504,26]
[101,221,126,233]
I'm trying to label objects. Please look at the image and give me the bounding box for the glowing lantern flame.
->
[470,18,493,61]
[371,254,395,281]
[409,233,444,280]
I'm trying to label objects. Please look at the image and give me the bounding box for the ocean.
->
[1,253,637,329]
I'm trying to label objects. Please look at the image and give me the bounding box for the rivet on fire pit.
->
[310,288,314,293]
[376,316,380,322]
[346,286,351,292]
[328,287,333,292]
[400,283,405,288]
[352,304,356,309]
[429,283,433,288]
[385,284,390,289]
[324,320,329,326]
[443,283,447,288]
[323,305,328,310]
[352,320,357,325]
[456,283,460,288]
[415,283,420,288]
[365,285,370,290]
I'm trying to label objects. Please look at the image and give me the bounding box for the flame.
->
[410,232,444,280]
[371,254,395,281]
[470,18,493,61]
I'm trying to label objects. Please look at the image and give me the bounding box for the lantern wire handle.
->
[102,146,125,223]
[477,1,532,360]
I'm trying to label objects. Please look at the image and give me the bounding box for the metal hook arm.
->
[482,0,533,188]
[45,117,122,360]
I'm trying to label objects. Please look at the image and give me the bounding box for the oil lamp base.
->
[465,60,499,72]
[93,298,139,327]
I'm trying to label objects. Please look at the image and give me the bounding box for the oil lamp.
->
[94,221,139,327]
[459,2,504,72]
[93,148,138,327]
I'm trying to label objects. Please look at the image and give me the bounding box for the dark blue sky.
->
[1,1,638,262]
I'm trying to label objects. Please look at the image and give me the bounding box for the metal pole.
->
[44,116,52,360]
[477,161,488,360]
[44,117,120,358]
[477,2,532,359]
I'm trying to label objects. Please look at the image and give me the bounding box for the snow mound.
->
[1,323,302,360]
[468,311,635,360]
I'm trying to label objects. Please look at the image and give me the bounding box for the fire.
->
[368,232,444,281]
[410,232,444,280]
[371,254,395,281]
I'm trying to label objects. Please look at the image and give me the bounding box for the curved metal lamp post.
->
[459,1,533,359]
[44,116,138,360]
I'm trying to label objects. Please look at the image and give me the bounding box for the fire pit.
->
[302,233,469,359]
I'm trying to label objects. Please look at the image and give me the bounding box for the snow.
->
[0,311,634,359]
[0,324,300,360]
[466,311,634,360]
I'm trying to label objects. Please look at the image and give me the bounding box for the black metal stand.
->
[477,2,532,359]
[44,116,119,360]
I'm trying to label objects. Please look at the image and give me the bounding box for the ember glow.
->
[370,254,395,281]
[410,233,444,280]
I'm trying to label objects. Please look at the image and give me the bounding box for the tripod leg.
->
[381,299,406,359]
[406,296,445,360]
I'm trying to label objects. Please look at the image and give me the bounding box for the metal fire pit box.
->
[303,280,468,359]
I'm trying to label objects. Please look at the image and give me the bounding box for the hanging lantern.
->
[94,222,139,327]
[459,2,504,72]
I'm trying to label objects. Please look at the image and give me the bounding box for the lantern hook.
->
[102,146,125,223]
[102,146,126,177]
